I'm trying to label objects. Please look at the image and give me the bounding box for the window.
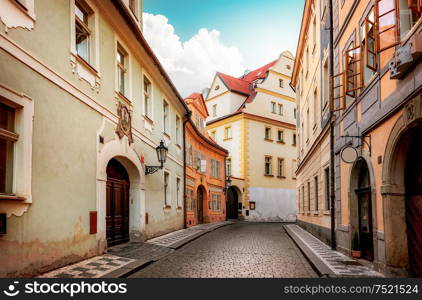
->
[187,144,193,167]
[176,177,181,208]
[361,8,376,83]
[164,171,170,207]
[305,47,309,76]
[306,109,310,141]
[226,158,232,177]
[143,76,151,118]
[398,0,422,39]
[265,127,272,140]
[176,115,181,145]
[314,176,319,211]
[212,104,217,117]
[186,188,194,211]
[278,158,285,177]
[211,131,216,140]
[75,1,91,63]
[324,167,330,210]
[279,79,284,88]
[294,108,297,119]
[322,59,329,108]
[210,159,215,177]
[224,126,232,140]
[210,194,222,211]
[286,65,291,70]
[302,186,305,213]
[344,43,363,102]
[163,100,169,134]
[278,104,283,115]
[307,181,311,211]
[271,102,276,113]
[277,130,284,142]
[298,189,301,211]
[117,45,128,96]
[264,156,273,176]
[216,161,221,179]
[0,102,17,194]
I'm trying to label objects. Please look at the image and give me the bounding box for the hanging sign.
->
[341,146,359,164]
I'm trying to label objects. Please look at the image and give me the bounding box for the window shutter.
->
[330,72,345,112]
[375,0,400,52]
[365,16,378,71]
[344,45,364,98]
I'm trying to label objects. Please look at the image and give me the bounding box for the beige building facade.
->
[0,0,189,277]
[206,52,297,222]
[291,0,333,244]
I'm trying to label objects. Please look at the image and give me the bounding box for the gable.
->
[207,75,229,100]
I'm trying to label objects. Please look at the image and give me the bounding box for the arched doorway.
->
[382,112,422,276]
[355,160,374,261]
[106,159,130,247]
[197,186,205,224]
[405,128,422,277]
[227,186,239,219]
[349,157,376,262]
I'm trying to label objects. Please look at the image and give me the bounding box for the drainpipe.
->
[328,0,337,250]
[183,112,192,229]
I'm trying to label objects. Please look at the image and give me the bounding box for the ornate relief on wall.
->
[115,102,133,144]
[403,96,422,126]
[0,0,36,31]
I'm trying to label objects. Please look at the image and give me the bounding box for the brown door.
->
[106,159,130,247]
[406,132,422,277]
[197,187,204,224]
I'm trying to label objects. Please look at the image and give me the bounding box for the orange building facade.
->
[184,93,228,227]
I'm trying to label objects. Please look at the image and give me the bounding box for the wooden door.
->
[106,159,130,247]
[406,132,422,277]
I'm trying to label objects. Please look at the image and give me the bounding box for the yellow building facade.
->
[206,52,297,221]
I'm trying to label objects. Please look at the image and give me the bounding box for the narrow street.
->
[129,222,318,278]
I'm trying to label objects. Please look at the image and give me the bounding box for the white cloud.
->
[143,13,245,97]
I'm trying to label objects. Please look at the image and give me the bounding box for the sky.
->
[142,0,305,97]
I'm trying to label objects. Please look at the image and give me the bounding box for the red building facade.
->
[184,93,228,227]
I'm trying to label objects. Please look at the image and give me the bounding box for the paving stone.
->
[130,223,317,278]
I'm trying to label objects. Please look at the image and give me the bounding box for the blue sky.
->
[142,0,304,96]
[144,0,304,69]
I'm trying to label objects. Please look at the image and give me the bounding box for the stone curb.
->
[284,225,332,277]
[101,221,234,278]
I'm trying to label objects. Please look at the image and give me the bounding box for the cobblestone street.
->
[130,222,317,278]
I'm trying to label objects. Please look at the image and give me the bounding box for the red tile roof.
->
[241,60,277,82]
[217,59,277,99]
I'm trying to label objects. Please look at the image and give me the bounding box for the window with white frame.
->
[117,44,128,96]
[163,100,169,134]
[176,177,181,208]
[164,171,170,207]
[278,104,283,115]
[210,193,222,211]
[212,104,217,117]
[278,158,285,177]
[75,1,92,63]
[224,126,232,140]
[271,102,276,113]
[216,160,221,179]
[277,130,284,142]
[175,115,181,145]
[264,156,273,176]
[143,76,151,118]
[226,158,232,177]
[0,102,17,194]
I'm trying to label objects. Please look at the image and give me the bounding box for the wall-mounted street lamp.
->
[145,140,168,175]
[224,175,232,193]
